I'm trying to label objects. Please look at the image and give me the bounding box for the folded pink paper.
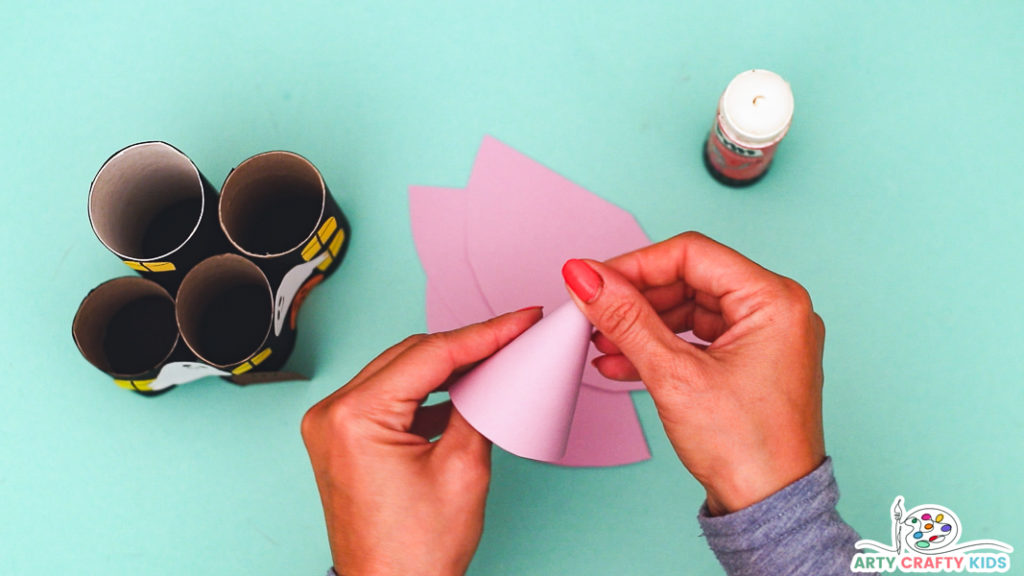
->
[409,187,494,326]
[409,136,657,467]
[449,302,592,462]
[424,282,466,334]
[464,136,650,393]
[557,384,650,466]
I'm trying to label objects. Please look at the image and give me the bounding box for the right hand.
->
[561,232,826,516]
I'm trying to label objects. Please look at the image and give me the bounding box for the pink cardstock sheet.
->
[464,136,650,393]
[424,282,466,334]
[409,186,495,326]
[409,136,657,467]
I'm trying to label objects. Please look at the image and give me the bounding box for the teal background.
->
[2,2,1022,574]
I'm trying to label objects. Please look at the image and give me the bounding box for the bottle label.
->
[705,119,778,182]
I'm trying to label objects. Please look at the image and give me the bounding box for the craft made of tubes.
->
[73,142,351,396]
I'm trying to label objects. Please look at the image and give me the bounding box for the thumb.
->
[562,258,683,382]
[436,405,492,463]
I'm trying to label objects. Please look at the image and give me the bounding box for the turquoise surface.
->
[2,2,1022,574]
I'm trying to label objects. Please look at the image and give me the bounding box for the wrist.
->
[331,555,470,576]
[333,563,460,576]
[702,451,825,516]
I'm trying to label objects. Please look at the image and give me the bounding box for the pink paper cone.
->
[450,302,592,462]
[555,385,651,467]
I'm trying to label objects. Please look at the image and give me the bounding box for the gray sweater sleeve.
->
[698,457,871,576]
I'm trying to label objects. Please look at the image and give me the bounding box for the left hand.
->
[301,308,543,576]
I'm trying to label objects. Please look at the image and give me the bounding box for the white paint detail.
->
[150,362,231,391]
[274,252,329,336]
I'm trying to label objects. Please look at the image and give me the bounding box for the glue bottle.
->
[703,69,794,186]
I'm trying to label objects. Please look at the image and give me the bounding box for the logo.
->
[714,123,763,157]
[852,496,1013,573]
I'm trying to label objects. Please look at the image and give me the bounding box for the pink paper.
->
[424,282,466,333]
[555,384,650,467]
[464,136,650,393]
[450,303,592,462]
[409,136,656,467]
[409,186,494,326]
[464,136,650,312]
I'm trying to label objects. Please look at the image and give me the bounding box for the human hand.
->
[561,232,825,516]
[301,308,543,576]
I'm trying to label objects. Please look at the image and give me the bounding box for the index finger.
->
[606,231,778,298]
[360,307,544,403]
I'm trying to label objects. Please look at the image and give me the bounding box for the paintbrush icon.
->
[893,497,904,555]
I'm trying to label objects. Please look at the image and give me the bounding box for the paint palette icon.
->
[904,505,959,552]
[855,496,1013,560]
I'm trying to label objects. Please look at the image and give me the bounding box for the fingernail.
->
[514,305,544,313]
[562,259,603,303]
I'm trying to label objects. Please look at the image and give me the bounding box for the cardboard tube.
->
[219,151,351,286]
[89,141,228,291]
[72,277,184,395]
[176,254,293,373]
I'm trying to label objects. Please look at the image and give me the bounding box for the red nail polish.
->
[514,305,544,313]
[562,259,603,303]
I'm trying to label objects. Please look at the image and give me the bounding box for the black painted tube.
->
[72,277,192,395]
[175,254,296,376]
[219,151,351,295]
[89,142,230,293]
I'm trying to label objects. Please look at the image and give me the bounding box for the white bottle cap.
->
[719,69,794,147]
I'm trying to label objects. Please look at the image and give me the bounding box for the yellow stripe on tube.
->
[232,362,254,375]
[301,237,322,261]
[124,261,176,272]
[251,348,272,366]
[329,229,345,256]
[113,379,155,391]
[318,217,337,243]
[231,348,271,375]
